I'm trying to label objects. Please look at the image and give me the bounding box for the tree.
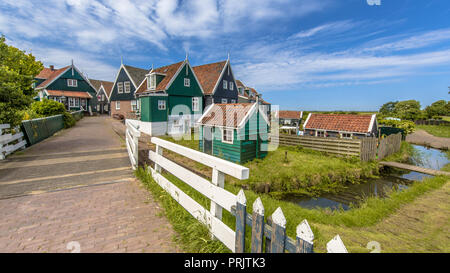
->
[425,100,449,118]
[0,36,43,126]
[379,101,398,114]
[393,100,422,120]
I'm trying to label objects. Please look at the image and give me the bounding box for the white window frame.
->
[69,97,75,107]
[229,82,234,91]
[74,98,80,107]
[67,79,78,87]
[116,101,120,110]
[158,100,166,110]
[117,82,123,94]
[101,94,105,101]
[184,78,190,87]
[223,80,228,89]
[231,99,236,103]
[222,128,234,144]
[131,100,137,112]
[192,97,199,112]
[316,130,326,137]
[148,74,156,90]
[221,98,227,104]
[124,81,131,93]
[341,132,352,139]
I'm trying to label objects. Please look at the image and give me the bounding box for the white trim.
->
[221,128,234,144]
[164,60,187,91]
[116,101,120,110]
[303,113,312,129]
[192,97,200,112]
[124,81,131,93]
[184,78,190,87]
[158,100,166,110]
[117,82,123,93]
[368,114,376,132]
[35,66,72,90]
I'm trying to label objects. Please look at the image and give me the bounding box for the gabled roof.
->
[197,103,269,129]
[88,79,103,91]
[192,61,226,95]
[123,65,148,88]
[101,81,114,98]
[278,110,302,119]
[303,113,376,134]
[235,80,246,88]
[35,66,70,89]
[135,61,185,94]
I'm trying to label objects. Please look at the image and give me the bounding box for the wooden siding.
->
[166,64,203,97]
[209,62,238,106]
[140,96,169,122]
[110,67,137,101]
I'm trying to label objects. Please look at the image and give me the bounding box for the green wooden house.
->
[135,58,204,136]
[34,63,98,113]
[197,101,270,164]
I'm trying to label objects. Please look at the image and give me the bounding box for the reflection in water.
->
[287,145,449,211]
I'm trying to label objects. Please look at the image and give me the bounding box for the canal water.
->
[286,145,449,211]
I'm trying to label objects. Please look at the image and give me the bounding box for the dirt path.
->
[406,129,450,150]
[0,116,180,253]
[314,181,450,253]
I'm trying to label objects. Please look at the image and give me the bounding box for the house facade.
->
[34,64,98,113]
[303,113,378,139]
[192,59,238,108]
[197,102,270,164]
[89,79,113,114]
[278,110,303,133]
[135,59,204,136]
[109,64,148,119]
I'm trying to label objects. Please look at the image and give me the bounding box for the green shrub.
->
[31,99,65,117]
[63,112,76,128]
[378,119,415,134]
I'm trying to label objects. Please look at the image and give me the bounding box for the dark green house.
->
[135,58,204,136]
[34,63,98,113]
[197,102,270,164]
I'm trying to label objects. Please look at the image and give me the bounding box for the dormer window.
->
[184,78,190,87]
[223,80,228,89]
[67,79,77,87]
[147,74,156,90]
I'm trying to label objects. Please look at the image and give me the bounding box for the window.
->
[74,98,79,107]
[184,78,190,87]
[223,80,228,89]
[117,82,123,93]
[221,98,227,103]
[158,100,166,110]
[229,82,234,90]
[192,97,199,112]
[101,94,105,101]
[238,87,243,95]
[222,129,233,144]
[316,131,325,137]
[124,81,131,93]
[69,97,75,107]
[116,101,120,110]
[148,74,156,90]
[97,105,100,111]
[67,79,78,87]
[131,100,138,112]
[341,133,352,139]
[231,99,236,103]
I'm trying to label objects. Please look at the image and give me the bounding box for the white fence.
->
[0,124,27,160]
[125,119,141,170]
[149,137,249,252]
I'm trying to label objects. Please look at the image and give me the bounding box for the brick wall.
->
[110,100,137,119]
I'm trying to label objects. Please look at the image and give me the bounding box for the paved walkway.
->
[406,129,450,150]
[0,116,179,253]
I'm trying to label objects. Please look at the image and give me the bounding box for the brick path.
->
[0,116,179,253]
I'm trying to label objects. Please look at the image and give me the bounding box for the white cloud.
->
[290,20,356,39]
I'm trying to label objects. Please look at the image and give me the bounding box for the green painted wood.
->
[166,64,203,98]
[139,96,168,122]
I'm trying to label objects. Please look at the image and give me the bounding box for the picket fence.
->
[125,119,141,170]
[0,124,27,160]
[148,137,348,253]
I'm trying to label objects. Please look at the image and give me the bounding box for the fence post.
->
[155,144,163,173]
[265,216,272,253]
[133,124,140,168]
[251,197,265,253]
[326,235,348,253]
[296,219,314,253]
[235,189,246,253]
[211,168,225,221]
[270,207,286,253]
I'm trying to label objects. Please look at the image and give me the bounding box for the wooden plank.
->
[150,167,236,251]
[251,197,264,253]
[0,133,13,144]
[149,151,237,212]
[0,124,10,130]
[271,134,361,145]
[210,168,225,221]
[270,208,286,253]
[296,220,314,253]
[380,161,450,176]
[235,190,246,253]
[151,137,249,180]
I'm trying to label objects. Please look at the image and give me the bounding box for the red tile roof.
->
[304,114,375,133]
[135,61,184,94]
[35,68,54,79]
[101,81,114,97]
[192,61,226,95]
[36,66,70,89]
[278,110,301,119]
[46,90,93,99]
[199,103,255,128]
[235,79,245,88]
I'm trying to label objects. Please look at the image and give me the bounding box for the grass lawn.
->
[416,125,450,138]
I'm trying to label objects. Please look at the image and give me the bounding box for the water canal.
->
[286,145,449,211]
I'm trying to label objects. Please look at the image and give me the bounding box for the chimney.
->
[49,65,54,71]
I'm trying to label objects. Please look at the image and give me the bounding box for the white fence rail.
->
[149,137,249,252]
[0,124,27,160]
[125,119,141,170]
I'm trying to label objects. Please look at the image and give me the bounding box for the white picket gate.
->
[125,119,141,170]
[0,124,27,160]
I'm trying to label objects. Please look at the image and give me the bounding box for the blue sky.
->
[1,0,449,111]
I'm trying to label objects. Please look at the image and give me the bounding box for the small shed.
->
[197,102,270,164]
[303,113,378,139]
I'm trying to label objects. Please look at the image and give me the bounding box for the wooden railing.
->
[125,119,141,170]
[0,124,27,160]
[148,137,348,253]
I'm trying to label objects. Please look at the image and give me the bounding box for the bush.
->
[63,112,76,128]
[31,99,65,117]
[378,119,415,134]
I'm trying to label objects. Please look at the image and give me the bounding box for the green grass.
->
[416,125,450,138]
